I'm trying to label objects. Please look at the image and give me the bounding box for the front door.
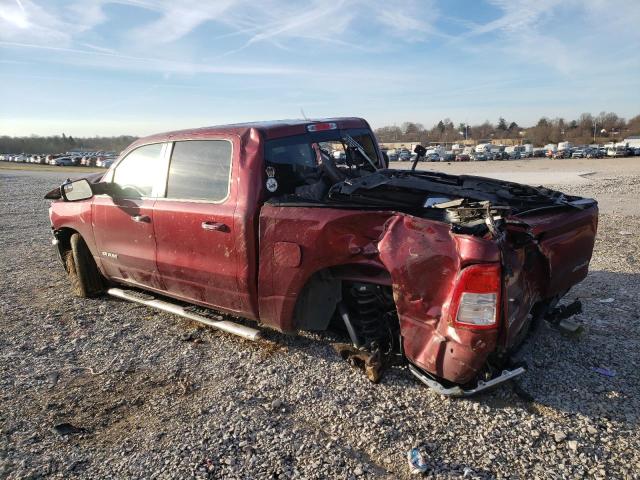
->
[153,139,242,312]
[92,142,167,289]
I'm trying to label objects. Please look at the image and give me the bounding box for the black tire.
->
[66,233,105,298]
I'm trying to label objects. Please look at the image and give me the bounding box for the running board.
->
[408,364,526,397]
[107,288,262,341]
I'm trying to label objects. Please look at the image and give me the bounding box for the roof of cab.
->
[129,117,370,149]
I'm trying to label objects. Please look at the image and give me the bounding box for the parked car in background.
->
[607,147,625,157]
[96,158,115,168]
[82,155,98,167]
[470,152,487,161]
[455,153,470,162]
[571,149,585,158]
[50,156,75,166]
[532,148,545,157]
[585,148,602,159]
[332,151,346,161]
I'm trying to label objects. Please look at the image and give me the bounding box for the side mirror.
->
[61,178,94,202]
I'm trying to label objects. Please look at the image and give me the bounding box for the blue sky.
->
[1,0,639,136]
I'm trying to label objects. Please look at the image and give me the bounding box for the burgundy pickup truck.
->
[46,118,598,396]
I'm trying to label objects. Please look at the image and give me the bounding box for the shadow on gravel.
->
[101,268,640,428]
[476,269,640,426]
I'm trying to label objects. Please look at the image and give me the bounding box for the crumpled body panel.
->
[377,215,500,384]
[258,206,393,332]
[258,207,502,384]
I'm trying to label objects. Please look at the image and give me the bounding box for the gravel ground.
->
[1,165,639,479]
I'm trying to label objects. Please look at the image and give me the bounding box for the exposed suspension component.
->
[333,281,400,383]
[343,282,399,354]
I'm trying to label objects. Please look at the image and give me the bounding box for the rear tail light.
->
[450,264,501,330]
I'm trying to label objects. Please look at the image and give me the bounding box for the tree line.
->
[2,111,639,154]
[0,134,138,154]
[375,112,640,145]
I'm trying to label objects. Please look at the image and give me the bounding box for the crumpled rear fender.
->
[378,215,501,384]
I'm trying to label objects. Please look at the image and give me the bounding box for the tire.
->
[66,233,105,298]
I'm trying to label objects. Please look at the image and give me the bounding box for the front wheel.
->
[65,233,106,298]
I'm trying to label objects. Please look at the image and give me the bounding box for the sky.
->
[0,0,639,136]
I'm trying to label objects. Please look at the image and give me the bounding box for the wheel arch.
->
[53,227,79,269]
[291,263,393,332]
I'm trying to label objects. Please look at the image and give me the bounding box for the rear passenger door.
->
[153,139,242,312]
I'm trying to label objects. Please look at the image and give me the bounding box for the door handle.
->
[201,221,229,232]
[131,214,151,223]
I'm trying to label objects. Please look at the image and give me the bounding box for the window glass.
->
[112,143,164,197]
[266,139,316,168]
[167,140,232,201]
[264,129,381,193]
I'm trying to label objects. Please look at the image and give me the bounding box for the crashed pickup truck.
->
[46,118,598,396]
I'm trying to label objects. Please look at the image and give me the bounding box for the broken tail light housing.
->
[307,122,337,132]
[450,264,501,330]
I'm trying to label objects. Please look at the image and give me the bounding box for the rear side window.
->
[166,140,232,201]
[112,143,164,197]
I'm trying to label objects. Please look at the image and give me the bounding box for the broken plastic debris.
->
[545,300,582,324]
[557,318,584,335]
[407,448,428,475]
[599,298,615,303]
[592,367,616,377]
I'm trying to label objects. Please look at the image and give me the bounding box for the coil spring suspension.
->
[347,282,398,352]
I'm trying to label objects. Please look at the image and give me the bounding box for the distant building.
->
[490,138,520,146]
[379,142,415,151]
[623,135,640,148]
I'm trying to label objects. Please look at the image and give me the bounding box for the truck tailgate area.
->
[522,204,598,297]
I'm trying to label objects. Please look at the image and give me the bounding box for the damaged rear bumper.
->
[408,363,526,397]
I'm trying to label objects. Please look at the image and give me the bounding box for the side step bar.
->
[408,364,526,397]
[107,288,262,341]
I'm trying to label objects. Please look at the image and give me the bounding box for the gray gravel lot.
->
[1,163,639,479]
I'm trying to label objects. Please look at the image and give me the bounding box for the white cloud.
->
[126,0,240,46]
[0,0,70,44]
[373,0,440,40]
[457,0,640,74]
[0,40,308,76]
[0,0,446,79]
